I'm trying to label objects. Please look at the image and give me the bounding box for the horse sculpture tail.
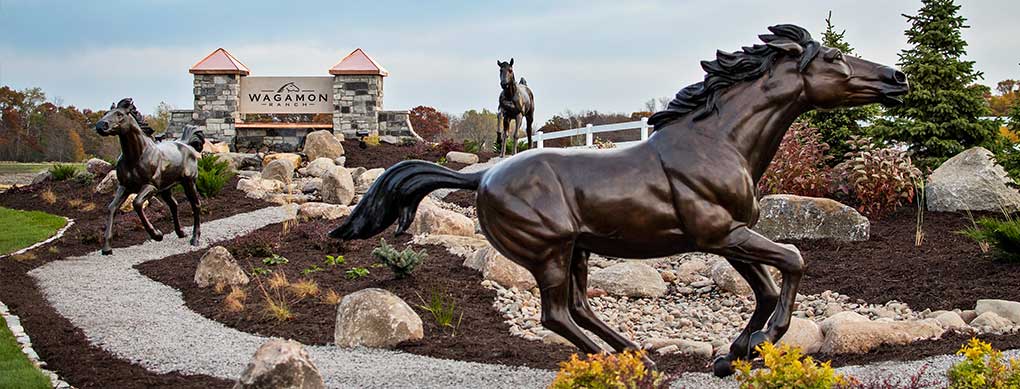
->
[179,125,205,153]
[329,160,485,240]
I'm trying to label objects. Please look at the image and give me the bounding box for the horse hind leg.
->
[525,247,604,356]
[712,260,779,377]
[134,184,163,241]
[181,179,202,246]
[159,189,186,238]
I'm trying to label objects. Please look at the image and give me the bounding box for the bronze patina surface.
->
[332,24,908,377]
[496,58,535,156]
[94,98,206,255]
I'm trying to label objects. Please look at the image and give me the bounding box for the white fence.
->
[521,118,650,149]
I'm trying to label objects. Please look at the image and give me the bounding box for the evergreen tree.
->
[871,0,996,168]
[800,11,881,162]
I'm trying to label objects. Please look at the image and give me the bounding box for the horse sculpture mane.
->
[114,97,155,137]
[649,24,821,128]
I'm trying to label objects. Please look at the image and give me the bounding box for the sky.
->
[1,0,1018,124]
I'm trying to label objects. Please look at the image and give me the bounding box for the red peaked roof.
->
[329,48,389,76]
[189,48,250,75]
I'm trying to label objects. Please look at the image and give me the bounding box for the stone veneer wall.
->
[166,109,195,139]
[377,110,416,138]
[332,75,383,137]
[193,74,240,144]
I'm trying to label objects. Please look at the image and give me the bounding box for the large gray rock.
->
[446,151,479,165]
[476,247,537,290]
[975,299,1020,324]
[589,262,667,298]
[408,197,474,237]
[820,320,943,354]
[320,166,355,206]
[970,311,1014,331]
[779,317,824,354]
[297,202,350,220]
[195,246,249,288]
[354,168,385,194]
[303,130,345,161]
[334,288,423,348]
[926,147,1020,212]
[94,170,119,194]
[32,170,53,185]
[262,159,295,186]
[233,339,324,389]
[237,177,286,200]
[297,158,336,178]
[756,195,870,241]
[710,259,752,296]
[85,158,113,177]
[219,152,262,171]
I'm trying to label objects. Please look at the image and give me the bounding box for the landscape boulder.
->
[408,197,474,237]
[297,158,335,178]
[298,202,350,221]
[219,152,261,171]
[926,147,1020,212]
[933,311,967,330]
[194,246,249,288]
[262,153,302,170]
[233,339,324,389]
[237,177,286,200]
[819,311,870,335]
[354,168,385,193]
[779,317,824,354]
[262,159,295,186]
[85,158,113,177]
[589,262,667,298]
[974,299,1020,324]
[303,130,345,161]
[477,247,537,290]
[32,170,53,185]
[820,320,944,354]
[320,166,355,205]
[755,195,870,242]
[334,288,423,348]
[446,151,479,165]
[710,260,752,296]
[644,338,713,358]
[970,311,1014,331]
[379,135,400,145]
[203,140,230,154]
[94,170,119,194]
[414,234,490,258]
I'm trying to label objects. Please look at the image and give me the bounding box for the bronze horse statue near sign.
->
[95,98,206,255]
[332,25,907,377]
[496,58,535,156]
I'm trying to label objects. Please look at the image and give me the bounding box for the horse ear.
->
[509,58,514,66]
[767,41,803,57]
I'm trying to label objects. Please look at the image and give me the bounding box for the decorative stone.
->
[298,202,350,220]
[926,147,1020,212]
[354,168,385,193]
[379,135,400,145]
[644,338,713,358]
[970,311,1013,330]
[95,171,119,194]
[262,159,295,185]
[303,130,345,161]
[203,140,230,154]
[755,194,870,241]
[589,262,667,298]
[446,151,479,165]
[933,311,967,330]
[219,152,261,171]
[31,170,53,185]
[298,158,336,178]
[237,177,286,200]
[233,339,324,389]
[334,288,423,348]
[300,178,322,193]
[974,299,1020,324]
[408,197,474,237]
[820,311,869,335]
[820,320,943,354]
[262,153,302,171]
[320,166,355,205]
[710,260,752,296]
[85,158,113,177]
[413,234,490,258]
[779,317,824,354]
[195,246,249,288]
[477,247,537,290]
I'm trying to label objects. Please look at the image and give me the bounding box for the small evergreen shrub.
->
[196,154,235,198]
[833,136,921,217]
[759,123,834,198]
[734,342,851,389]
[947,338,1020,388]
[48,164,80,181]
[463,139,482,154]
[550,350,665,389]
[371,238,426,279]
[961,215,1020,261]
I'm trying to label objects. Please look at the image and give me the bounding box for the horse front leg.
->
[101,186,128,255]
[511,114,523,154]
[159,189,186,238]
[499,117,511,157]
[134,184,162,241]
[182,179,202,246]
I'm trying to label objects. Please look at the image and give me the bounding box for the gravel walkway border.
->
[0,216,74,259]
[25,204,1020,388]
[1,300,72,388]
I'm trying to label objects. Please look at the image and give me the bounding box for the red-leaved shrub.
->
[759,123,834,198]
[833,136,921,217]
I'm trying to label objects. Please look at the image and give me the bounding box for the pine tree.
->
[800,11,881,163]
[871,0,996,168]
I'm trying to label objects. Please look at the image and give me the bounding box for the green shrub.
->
[947,338,1020,388]
[344,267,369,280]
[491,137,529,154]
[833,136,921,217]
[550,350,665,389]
[371,238,426,279]
[961,215,1020,261]
[734,342,851,389]
[195,154,235,198]
[417,289,463,335]
[463,139,482,154]
[262,254,289,266]
[48,164,79,181]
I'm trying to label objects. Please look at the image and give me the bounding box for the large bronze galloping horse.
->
[332,25,907,377]
[496,58,535,156]
[95,98,206,255]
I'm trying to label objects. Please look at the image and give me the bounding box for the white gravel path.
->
[26,204,1018,388]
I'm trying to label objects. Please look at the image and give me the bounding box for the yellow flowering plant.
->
[733,341,852,389]
[549,350,665,389]
[947,338,1020,389]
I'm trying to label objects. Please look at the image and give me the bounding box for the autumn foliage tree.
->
[0,85,119,162]
[408,105,449,142]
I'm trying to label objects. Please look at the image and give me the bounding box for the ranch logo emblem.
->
[247,82,329,108]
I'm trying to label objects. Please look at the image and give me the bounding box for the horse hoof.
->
[101,249,113,256]
[190,238,200,246]
[152,234,163,242]
[712,356,734,377]
[176,231,187,238]
[747,331,770,358]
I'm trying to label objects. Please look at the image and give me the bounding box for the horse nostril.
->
[892,69,907,85]
[95,121,109,132]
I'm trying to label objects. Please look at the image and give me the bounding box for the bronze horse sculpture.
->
[496,58,535,156]
[95,98,206,255]
[332,24,907,377]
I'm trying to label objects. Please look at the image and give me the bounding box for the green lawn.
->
[0,315,50,389]
[0,207,67,255]
[0,162,84,175]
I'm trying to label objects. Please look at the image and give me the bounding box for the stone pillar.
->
[192,74,240,144]
[332,74,383,137]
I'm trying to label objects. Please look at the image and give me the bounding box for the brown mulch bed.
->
[0,177,271,389]
[340,140,495,171]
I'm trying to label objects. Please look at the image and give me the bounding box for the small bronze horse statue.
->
[95,98,206,255]
[333,25,907,377]
[496,58,535,156]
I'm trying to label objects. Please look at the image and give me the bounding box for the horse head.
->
[497,58,515,90]
[95,98,143,137]
[762,25,908,110]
